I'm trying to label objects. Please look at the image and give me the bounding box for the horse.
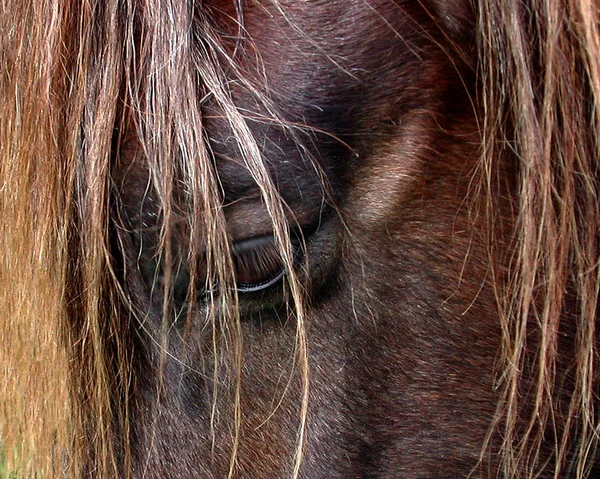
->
[1,0,599,477]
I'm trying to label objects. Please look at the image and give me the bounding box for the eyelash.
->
[231,235,289,293]
[167,235,297,305]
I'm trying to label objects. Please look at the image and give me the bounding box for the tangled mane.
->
[1,0,599,478]
[478,1,600,476]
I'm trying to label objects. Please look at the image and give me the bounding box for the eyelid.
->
[234,268,286,293]
[231,235,279,254]
[231,235,290,293]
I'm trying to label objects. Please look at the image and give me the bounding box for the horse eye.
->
[231,236,287,293]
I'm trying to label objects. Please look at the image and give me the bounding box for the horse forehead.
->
[241,0,474,44]
[115,0,473,222]
[207,0,474,217]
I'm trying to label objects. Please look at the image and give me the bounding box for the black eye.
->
[231,236,287,293]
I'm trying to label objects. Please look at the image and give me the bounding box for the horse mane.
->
[1,0,598,478]
[478,1,600,476]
